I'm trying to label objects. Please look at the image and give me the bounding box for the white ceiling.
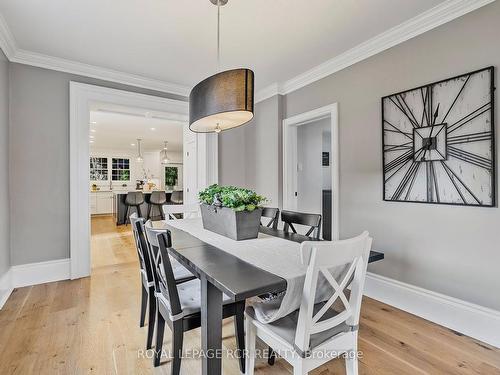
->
[0,0,448,93]
[89,107,184,152]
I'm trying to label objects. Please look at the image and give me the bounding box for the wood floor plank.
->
[0,215,498,375]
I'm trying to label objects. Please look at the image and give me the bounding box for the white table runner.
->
[165,218,343,323]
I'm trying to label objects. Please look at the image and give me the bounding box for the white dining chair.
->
[162,203,200,220]
[245,231,372,375]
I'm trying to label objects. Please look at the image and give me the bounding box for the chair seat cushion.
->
[246,303,350,352]
[158,278,232,317]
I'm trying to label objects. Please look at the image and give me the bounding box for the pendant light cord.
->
[217,0,221,71]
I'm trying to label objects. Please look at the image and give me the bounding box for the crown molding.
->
[0,13,191,97]
[1,0,495,101]
[254,82,283,103]
[255,0,496,102]
[11,49,191,97]
[0,13,16,59]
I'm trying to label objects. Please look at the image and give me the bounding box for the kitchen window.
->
[112,158,130,181]
[90,157,108,181]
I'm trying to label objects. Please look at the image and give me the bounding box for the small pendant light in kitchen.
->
[189,0,254,133]
[136,139,143,163]
[161,141,171,165]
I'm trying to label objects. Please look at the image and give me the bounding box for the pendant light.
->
[136,139,143,163]
[189,0,254,133]
[161,141,171,165]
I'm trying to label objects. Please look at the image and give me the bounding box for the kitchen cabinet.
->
[90,191,114,215]
[90,193,97,215]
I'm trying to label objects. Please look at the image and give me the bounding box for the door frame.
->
[69,82,217,279]
[282,103,339,240]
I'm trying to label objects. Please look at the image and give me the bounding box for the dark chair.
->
[130,213,156,349]
[146,228,246,373]
[281,210,322,240]
[260,207,280,230]
[125,191,144,225]
[170,190,183,204]
[148,191,167,221]
[143,220,197,286]
[131,216,196,350]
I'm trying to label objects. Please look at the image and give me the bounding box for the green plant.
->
[119,170,130,181]
[198,184,267,212]
[165,167,178,187]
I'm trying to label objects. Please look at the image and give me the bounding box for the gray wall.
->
[219,95,283,207]
[223,2,500,310]
[0,49,10,277]
[9,63,185,265]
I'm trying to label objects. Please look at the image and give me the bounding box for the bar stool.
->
[170,190,183,204]
[148,191,167,220]
[125,192,144,225]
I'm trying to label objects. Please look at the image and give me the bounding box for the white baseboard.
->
[11,258,71,289]
[0,268,13,309]
[364,272,500,348]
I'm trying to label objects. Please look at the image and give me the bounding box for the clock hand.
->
[422,106,440,160]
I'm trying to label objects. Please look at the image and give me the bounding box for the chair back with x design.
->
[144,223,183,320]
[130,213,154,285]
[261,207,280,229]
[281,210,322,239]
[293,231,372,355]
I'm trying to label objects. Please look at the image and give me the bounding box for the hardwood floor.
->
[0,214,499,374]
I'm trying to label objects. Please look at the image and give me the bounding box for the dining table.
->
[156,218,384,375]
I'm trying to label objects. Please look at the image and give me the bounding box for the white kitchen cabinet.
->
[89,193,97,215]
[90,192,114,215]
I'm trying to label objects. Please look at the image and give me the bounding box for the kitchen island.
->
[114,190,182,225]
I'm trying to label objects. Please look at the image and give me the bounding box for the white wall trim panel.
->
[255,0,496,102]
[1,259,71,309]
[11,259,71,289]
[0,268,13,309]
[364,272,500,348]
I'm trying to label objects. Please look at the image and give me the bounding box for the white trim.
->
[11,259,71,289]
[282,103,340,241]
[0,13,16,59]
[0,14,190,97]
[255,0,495,102]
[0,268,13,309]
[255,83,282,104]
[364,272,500,348]
[12,49,191,97]
[1,0,493,101]
[70,82,217,279]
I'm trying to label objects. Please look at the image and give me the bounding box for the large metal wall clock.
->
[382,67,495,206]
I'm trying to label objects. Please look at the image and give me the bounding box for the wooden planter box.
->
[200,204,263,241]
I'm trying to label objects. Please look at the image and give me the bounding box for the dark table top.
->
[259,226,385,263]
[164,224,385,302]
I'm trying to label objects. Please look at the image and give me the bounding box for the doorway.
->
[70,83,218,279]
[283,104,339,240]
